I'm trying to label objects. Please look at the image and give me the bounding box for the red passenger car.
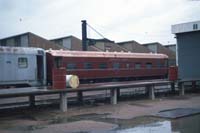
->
[46,50,168,84]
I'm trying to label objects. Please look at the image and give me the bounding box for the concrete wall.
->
[176,31,200,80]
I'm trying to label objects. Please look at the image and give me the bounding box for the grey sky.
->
[0,0,200,45]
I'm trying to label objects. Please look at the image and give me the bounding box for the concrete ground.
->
[0,91,200,133]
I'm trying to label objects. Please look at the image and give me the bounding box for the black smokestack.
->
[81,20,87,51]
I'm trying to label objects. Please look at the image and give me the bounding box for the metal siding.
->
[0,54,16,81]
[21,35,28,47]
[63,38,71,49]
[147,45,157,53]
[167,46,176,52]
[172,21,200,34]
[177,31,200,80]
[16,55,37,81]
[6,38,15,46]
[0,54,37,83]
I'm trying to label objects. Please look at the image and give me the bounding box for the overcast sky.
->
[0,0,200,45]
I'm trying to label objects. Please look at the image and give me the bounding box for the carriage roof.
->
[0,46,44,55]
[46,50,168,59]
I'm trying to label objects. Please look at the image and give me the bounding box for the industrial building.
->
[87,38,128,52]
[172,20,200,80]
[50,35,83,51]
[164,44,176,53]
[50,36,104,51]
[143,42,176,66]
[0,32,62,50]
[117,40,151,53]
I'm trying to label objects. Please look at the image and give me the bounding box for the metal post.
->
[29,95,35,107]
[110,89,117,105]
[147,85,155,100]
[60,92,67,112]
[171,82,175,93]
[77,91,83,103]
[117,88,120,99]
[179,82,185,96]
[192,81,196,89]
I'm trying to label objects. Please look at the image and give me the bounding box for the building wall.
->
[94,42,128,52]
[50,36,82,51]
[157,44,176,66]
[118,41,150,53]
[176,31,200,80]
[28,33,62,50]
[143,43,176,66]
[165,45,176,52]
[146,44,157,53]
[0,34,28,47]
[71,36,82,51]
[0,32,62,50]
[63,38,71,49]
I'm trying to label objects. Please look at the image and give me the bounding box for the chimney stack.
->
[81,20,87,51]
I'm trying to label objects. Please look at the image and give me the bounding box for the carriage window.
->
[18,57,28,68]
[146,63,152,69]
[66,63,76,70]
[54,57,62,68]
[157,60,164,68]
[84,62,93,69]
[164,60,168,67]
[99,63,107,69]
[113,63,120,69]
[126,63,130,69]
[135,63,141,69]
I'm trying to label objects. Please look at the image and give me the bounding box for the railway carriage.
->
[0,46,168,87]
[46,50,168,84]
[0,46,46,87]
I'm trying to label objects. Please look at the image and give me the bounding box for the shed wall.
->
[177,31,200,80]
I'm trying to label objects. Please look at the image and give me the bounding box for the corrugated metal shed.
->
[172,20,200,80]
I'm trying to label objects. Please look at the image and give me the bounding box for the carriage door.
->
[36,55,44,84]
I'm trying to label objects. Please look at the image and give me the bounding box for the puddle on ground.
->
[69,113,200,133]
[106,114,200,133]
[1,112,200,133]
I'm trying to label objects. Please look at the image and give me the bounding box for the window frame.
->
[66,63,77,70]
[146,62,152,69]
[135,63,141,69]
[84,62,93,69]
[18,57,28,68]
[99,63,107,69]
[113,63,120,69]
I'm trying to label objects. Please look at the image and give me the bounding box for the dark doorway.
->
[37,55,44,84]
